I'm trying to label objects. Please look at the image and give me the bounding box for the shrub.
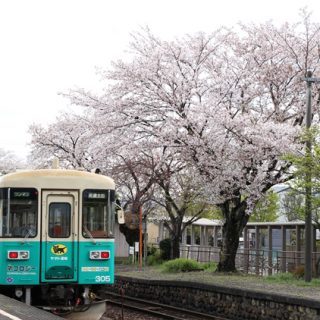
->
[162,258,204,273]
[147,250,163,266]
[202,261,217,272]
[159,238,171,260]
[147,245,158,256]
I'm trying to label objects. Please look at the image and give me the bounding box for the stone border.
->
[108,276,320,320]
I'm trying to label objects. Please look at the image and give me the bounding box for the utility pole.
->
[143,214,148,267]
[302,70,320,282]
[139,206,143,270]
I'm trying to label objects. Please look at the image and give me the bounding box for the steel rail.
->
[103,291,229,320]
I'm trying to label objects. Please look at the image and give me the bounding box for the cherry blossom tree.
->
[153,161,211,258]
[29,112,161,246]
[111,149,157,246]
[29,110,209,255]
[28,113,99,170]
[42,11,320,271]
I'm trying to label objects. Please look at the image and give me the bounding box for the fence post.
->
[281,226,286,273]
[243,227,249,273]
[296,225,301,267]
[213,226,218,247]
[313,226,317,276]
[268,226,273,276]
[255,226,260,275]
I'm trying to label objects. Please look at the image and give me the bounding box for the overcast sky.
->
[1,0,319,160]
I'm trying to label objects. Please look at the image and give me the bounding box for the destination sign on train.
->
[87,192,106,199]
[13,192,31,198]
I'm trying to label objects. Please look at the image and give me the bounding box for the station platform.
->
[0,294,62,320]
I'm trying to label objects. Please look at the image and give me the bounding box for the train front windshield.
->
[82,189,115,238]
[0,188,38,238]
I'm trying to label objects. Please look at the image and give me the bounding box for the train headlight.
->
[89,250,110,260]
[101,251,110,259]
[90,251,100,259]
[8,250,30,260]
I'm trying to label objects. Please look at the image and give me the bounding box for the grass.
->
[116,258,320,289]
[115,256,135,265]
[115,263,320,300]
[265,272,320,287]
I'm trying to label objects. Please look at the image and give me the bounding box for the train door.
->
[40,190,79,282]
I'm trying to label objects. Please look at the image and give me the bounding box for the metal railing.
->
[180,244,220,263]
[178,244,320,276]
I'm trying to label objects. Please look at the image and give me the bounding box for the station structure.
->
[149,218,320,275]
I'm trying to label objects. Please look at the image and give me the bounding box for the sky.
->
[1,0,320,160]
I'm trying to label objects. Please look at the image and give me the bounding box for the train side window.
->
[48,203,71,238]
[0,188,38,238]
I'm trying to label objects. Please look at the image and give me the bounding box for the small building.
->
[149,218,320,275]
[148,218,223,247]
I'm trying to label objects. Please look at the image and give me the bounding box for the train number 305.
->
[95,275,111,283]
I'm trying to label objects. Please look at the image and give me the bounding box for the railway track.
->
[102,291,230,320]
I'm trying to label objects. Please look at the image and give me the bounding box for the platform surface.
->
[0,294,62,320]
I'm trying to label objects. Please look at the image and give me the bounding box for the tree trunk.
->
[164,216,183,260]
[171,236,180,259]
[217,199,248,272]
[119,223,139,246]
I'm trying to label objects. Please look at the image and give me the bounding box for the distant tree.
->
[284,128,320,231]
[0,148,25,175]
[249,190,279,222]
[282,190,304,221]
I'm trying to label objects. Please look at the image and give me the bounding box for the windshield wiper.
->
[22,229,32,244]
[84,226,96,244]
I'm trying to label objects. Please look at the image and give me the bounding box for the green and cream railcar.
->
[0,168,123,307]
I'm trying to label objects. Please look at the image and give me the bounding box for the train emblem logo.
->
[51,244,68,255]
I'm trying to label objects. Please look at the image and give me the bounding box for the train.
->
[0,167,124,313]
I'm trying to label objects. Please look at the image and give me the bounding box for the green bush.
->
[147,245,158,256]
[159,238,171,260]
[147,250,163,266]
[162,258,204,273]
[202,261,217,272]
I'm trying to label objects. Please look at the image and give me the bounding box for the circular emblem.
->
[51,244,68,255]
